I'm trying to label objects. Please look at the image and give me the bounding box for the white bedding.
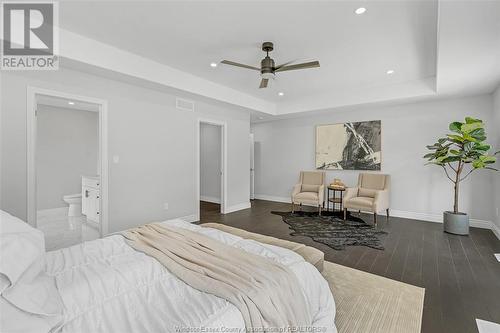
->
[40,219,336,332]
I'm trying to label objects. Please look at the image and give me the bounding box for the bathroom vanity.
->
[82,176,100,223]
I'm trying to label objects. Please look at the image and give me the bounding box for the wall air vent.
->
[176,98,195,112]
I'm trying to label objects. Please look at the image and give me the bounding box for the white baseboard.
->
[255,194,498,237]
[224,202,251,214]
[491,222,500,240]
[37,207,67,218]
[390,209,493,230]
[179,214,199,223]
[200,195,221,204]
[255,194,290,203]
[254,194,318,208]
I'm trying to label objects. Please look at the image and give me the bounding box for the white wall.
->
[492,86,500,232]
[252,95,496,223]
[36,105,98,210]
[200,123,221,203]
[1,68,250,233]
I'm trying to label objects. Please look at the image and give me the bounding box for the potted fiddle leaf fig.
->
[424,117,498,235]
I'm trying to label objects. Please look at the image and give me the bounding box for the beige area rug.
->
[322,262,425,333]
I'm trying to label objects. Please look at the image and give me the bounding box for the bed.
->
[0,210,336,333]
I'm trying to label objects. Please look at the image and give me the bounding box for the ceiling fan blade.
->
[259,78,269,89]
[275,61,320,72]
[221,60,260,71]
[275,60,295,70]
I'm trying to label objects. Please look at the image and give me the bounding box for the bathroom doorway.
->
[196,119,227,221]
[27,88,108,250]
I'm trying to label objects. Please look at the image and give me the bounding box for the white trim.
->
[254,194,317,207]
[26,87,109,236]
[225,202,251,214]
[196,118,227,220]
[255,194,497,233]
[491,223,500,240]
[255,194,290,204]
[36,207,68,219]
[390,209,493,229]
[179,214,199,223]
[200,195,221,204]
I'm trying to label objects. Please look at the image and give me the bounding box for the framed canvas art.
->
[315,120,381,170]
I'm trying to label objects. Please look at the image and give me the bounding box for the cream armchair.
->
[343,173,390,225]
[291,171,325,215]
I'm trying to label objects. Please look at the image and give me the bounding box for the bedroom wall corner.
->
[492,85,500,237]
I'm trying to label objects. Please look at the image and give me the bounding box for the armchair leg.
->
[373,213,377,225]
[358,210,361,216]
[343,208,347,221]
[386,208,390,220]
[291,202,295,213]
[300,203,303,212]
[318,205,321,216]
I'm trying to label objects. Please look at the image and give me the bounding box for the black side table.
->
[326,186,345,213]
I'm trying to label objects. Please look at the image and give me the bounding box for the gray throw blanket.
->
[122,223,312,331]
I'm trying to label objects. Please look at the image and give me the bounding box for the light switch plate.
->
[163,203,169,210]
[113,155,120,163]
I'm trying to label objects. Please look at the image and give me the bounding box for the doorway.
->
[196,119,226,220]
[27,87,108,250]
[250,133,255,200]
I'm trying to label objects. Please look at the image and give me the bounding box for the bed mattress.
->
[43,219,336,332]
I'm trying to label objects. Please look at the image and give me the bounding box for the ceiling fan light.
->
[261,72,275,80]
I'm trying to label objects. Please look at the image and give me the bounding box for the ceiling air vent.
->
[176,98,195,112]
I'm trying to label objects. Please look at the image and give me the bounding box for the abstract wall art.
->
[315,120,381,170]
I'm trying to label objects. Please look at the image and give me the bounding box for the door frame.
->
[249,133,255,200]
[26,86,109,236]
[195,118,227,220]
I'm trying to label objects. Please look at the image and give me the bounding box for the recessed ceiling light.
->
[210,62,217,68]
[258,116,264,120]
[386,69,395,74]
[355,7,367,15]
[278,92,284,96]
[68,101,75,105]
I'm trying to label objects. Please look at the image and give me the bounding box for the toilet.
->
[63,193,82,217]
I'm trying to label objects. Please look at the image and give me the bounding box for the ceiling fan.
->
[221,42,320,89]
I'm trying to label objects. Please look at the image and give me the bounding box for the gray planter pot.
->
[443,211,469,235]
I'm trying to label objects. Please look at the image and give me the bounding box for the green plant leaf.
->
[472,159,485,168]
[473,143,491,151]
[479,155,496,163]
[461,122,483,133]
[447,134,465,143]
[465,117,482,124]
[441,156,462,163]
[425,161,445,166]
[449,122,463,133]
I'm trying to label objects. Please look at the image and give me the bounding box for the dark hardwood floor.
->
[199,200,500,333]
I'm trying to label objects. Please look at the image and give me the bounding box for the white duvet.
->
[42,219,336,333]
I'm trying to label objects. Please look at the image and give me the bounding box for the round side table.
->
[326,186,345,213]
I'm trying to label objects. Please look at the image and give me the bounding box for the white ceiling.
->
[57,1,500,119]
